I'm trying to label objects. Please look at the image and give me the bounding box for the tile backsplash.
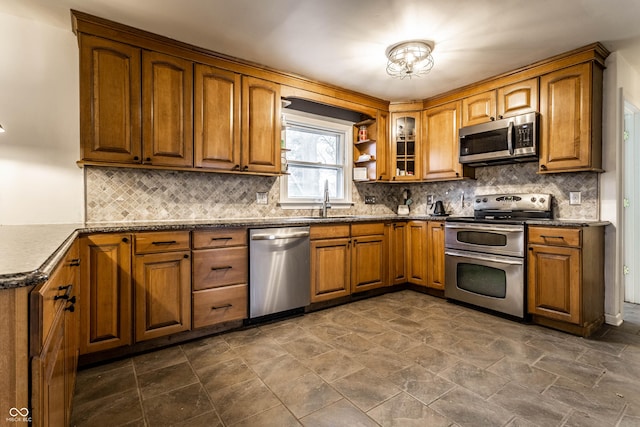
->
[85,163,599,222]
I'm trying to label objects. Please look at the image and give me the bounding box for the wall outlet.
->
[256,192,268,205]
[569,191,581,205]
[426,194,434,205]
[364,195,376,204]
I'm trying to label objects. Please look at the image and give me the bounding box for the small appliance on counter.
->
[432,200,447,216]
[398,189,412,216]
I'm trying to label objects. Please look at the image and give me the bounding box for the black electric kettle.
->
[433,200,446,216]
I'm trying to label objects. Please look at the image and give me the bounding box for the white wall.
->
[0,12,83,225]
[601,51,640,325]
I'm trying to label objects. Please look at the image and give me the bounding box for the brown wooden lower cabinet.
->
[310,237,351,302]
[31,240,80,427]
[134,250,192,342]
[527,225,604,337]
[351,223,387,294]
[407,221,428,286]
[426,221,446,290]
[79,233,132,354]
[388,222,408,285]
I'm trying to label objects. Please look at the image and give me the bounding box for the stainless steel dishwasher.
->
[249,226,310,319]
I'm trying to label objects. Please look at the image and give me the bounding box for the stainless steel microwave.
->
[459,112,539,166]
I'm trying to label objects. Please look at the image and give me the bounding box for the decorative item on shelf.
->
[385,40,435,79]
[356,153,372,162]
[353,167,368,181]
[358,125,368,141]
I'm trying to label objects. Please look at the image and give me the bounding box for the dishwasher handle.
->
[251,231,310,240]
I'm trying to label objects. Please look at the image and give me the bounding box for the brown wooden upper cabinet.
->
[142,51,193,167]
[241,76,282,173]
[461,78,538,126]
[79,35,142,163]
[353,110,390,182]
[194,64,241,170]
[422,101,474,181]
[539,63,603,173]
[390,111,421,181]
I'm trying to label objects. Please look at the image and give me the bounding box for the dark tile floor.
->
[70,291,640,426]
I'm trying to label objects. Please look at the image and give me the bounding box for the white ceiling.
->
[2,0,640,102]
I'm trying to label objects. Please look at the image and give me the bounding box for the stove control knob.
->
[540,197,546,203]
[531,197,537,203]
[482,197,488,203]
[475,198,481,203]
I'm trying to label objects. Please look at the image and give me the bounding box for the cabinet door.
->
[194,64,241,170]
[31,310,66,427]
[79,35,142,163]
[497,78,538,118]
[241,76,281,173]
[134,251,191,342]
[310,238,351,302]
[351,234,386,293]
[80,234,132,354]
[142,51,193,167]
[389,223,407,285]
[462,90,496,126]
[391,112,421,180]
[64,241,80,421]
[528,244,581,324]
[407,221,427,286]
[422,101,467,181]
[426,222,446,290]
[539,63,594,172]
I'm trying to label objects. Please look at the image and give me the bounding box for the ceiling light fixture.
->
[0,124,5,133]
[385,40,435,79]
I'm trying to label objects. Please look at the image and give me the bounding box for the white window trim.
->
[279,110,353,209]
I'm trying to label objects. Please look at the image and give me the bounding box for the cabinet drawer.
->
[30,262,69,354]
[134,231,190,254]
[310,224,350,240]
[192,228,247,249]
[193,284,247,328]
[351,222,385,236]
[528,227,581,247]
[192,247,248,290]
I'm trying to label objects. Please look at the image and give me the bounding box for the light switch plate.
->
[426,194,434,205]
[364,195,376,204]
[569,191,581,205]
[256,192,268,205]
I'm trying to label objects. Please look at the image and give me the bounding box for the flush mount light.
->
[385,40,435,79]
[0,124,4,133]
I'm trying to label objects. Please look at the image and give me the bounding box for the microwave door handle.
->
[507,121,514,155]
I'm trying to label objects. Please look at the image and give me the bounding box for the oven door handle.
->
[445,224,523,233]
[445,250,523,265]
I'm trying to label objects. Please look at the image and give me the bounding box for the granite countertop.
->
[0,215,607,290]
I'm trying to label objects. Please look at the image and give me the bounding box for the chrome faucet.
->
[321,184,331,217]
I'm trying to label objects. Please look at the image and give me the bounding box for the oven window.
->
[457,231,507,247]
[457,263,507,298]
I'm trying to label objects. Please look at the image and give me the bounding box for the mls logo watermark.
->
[7,408,31,423]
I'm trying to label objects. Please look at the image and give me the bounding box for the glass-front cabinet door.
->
[391,112,421,181]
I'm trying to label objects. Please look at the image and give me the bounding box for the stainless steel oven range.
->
[444,193,552,318]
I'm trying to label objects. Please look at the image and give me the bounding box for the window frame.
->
[279,110,353,209]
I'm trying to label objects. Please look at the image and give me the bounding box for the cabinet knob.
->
[184,254,189,259]
[243,165,249,171]
[379,175,383,180]
[490,116,496,121]
[133,156,139,161]
[232,164,240,170]
[145,157,152,162]
[122,237,129,243]
[540,164,547,170]
[498,115,503,119]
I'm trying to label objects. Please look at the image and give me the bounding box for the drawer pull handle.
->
[211,237,233,241]
[540,235,564,240]
[211,304,233,310]
[69,259,81,266]
[65,303,75,313]
[211,266,232,271]
[152,240,178,245]
[55,284,73,300]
